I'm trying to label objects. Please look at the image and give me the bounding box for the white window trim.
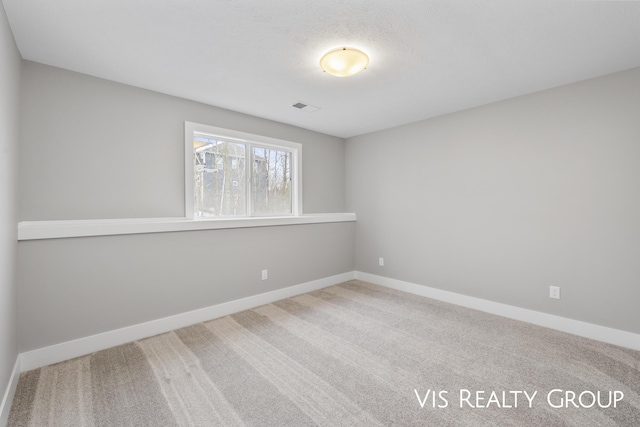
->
[185,121,303,219]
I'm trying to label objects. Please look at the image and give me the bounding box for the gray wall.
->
[19,223,354,351]
[18,62,353,352]
[346,67,640,334]
[20,61,346,220]
[0,1,20,405]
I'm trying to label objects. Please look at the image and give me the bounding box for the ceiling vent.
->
[292,102,320,113]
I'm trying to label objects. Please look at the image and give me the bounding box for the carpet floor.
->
[8,280,640,426]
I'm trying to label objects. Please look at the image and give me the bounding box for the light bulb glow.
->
[320,47,369,77]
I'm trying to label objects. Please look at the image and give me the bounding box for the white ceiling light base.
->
[320,47,369,77]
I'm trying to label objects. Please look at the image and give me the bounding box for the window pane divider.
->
[246,143,253,216]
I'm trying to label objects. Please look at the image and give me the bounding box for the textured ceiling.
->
[3,0,640,138]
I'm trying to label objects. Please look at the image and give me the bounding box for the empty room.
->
[1,1,639,426]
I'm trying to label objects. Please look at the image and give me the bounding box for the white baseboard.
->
[20,272,355,372]
[0,355,21,426]
[19,270,639,373]
[356,271,640,351]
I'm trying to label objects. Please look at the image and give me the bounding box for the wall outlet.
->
[549,286,560,300]
[261,269,268,281]
[379,257,384,267]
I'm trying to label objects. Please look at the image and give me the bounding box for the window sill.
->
[18,213,357,241]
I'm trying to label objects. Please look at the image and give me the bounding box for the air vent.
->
[292,101,320,113]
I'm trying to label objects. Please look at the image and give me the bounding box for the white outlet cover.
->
[549,286,560,299]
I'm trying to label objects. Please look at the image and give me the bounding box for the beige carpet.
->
[8,280,640,426]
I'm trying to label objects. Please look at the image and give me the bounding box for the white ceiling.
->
[3,1,640,138]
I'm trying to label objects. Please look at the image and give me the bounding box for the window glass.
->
[194,134,246,217]
[252,147,292,216]
[187,122,301,219]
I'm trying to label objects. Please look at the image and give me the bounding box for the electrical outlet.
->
[379,257,384,267]
[261,269,268,281]
[549,286,560,300]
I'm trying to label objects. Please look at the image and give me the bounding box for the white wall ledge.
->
[18,213,356,241]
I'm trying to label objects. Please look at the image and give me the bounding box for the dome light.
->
[320,47,369,77]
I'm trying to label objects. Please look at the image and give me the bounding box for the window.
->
[185,122,302,219]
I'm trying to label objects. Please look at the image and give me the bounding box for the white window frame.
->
[185,122,303,220]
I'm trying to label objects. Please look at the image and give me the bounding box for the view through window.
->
[188,124,300,219]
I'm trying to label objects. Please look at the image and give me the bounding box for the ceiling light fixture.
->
[320,47,369,77]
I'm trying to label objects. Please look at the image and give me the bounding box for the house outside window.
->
[186,122,302,219]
